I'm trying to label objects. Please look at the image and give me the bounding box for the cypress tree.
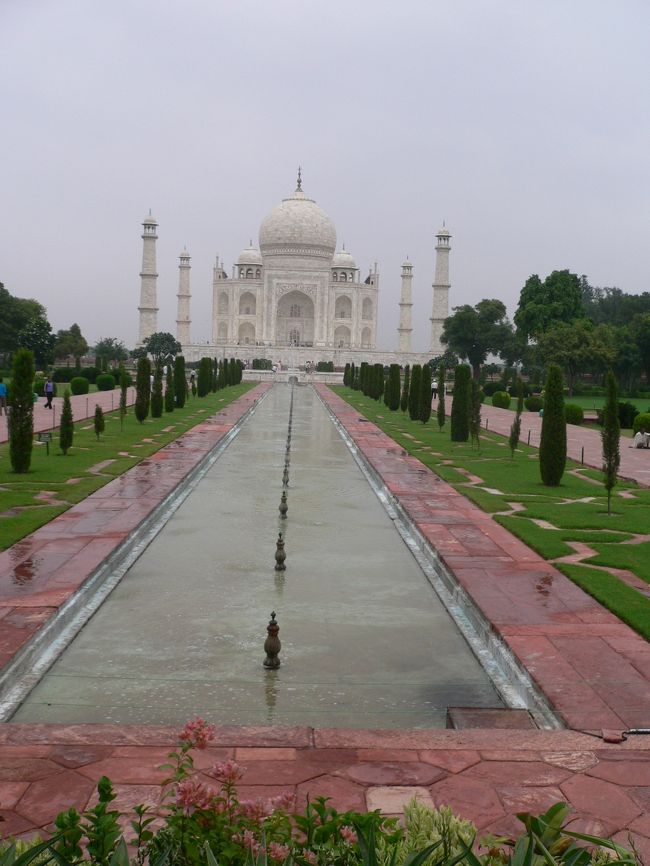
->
[94,404,105,439]
[229,357,236,384]
[388,364,401,411]
[59,389,74,455]
[134,357,151,424]
[174,355,186,408]
[450,364,471,442]
[359,362,367,395]
[408,364,422,420]
[8,348,35,473]
[601,368,620,516]
[539,364,566,486]
[470,379,482,449]
[437,363,446,430]
[419,364,432,423]
[350,362,356,389]
[223,358,230,387]
[197,357,212,396]
[375,364,384,401]
[509,376,524,458]
[118,362,128,430]
[343,363,350,386]
[150,364,163,418]
[164,365,175,412]
[400,365,410,412]
[212,358,218,392]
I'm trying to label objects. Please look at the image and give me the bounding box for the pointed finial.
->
[342,242,346,251]
[249,238,253,247]
[443,220,446,227]
[296,165,302,191]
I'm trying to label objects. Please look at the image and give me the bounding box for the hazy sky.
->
[1,0,648,352]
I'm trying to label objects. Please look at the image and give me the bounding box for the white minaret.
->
[211,256,227,344]
[176,248,191,345]
[429,225,451,356]
[137,212,159,345]
[397,258,413,352]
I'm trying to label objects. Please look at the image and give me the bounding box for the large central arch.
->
[276,290,315,346]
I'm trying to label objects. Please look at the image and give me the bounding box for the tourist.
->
[632,428,649,449]
[431,381,438,400]
[0,377,7,415]
[44,376,55,409]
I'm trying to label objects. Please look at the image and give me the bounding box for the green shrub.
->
[150,365,163,417]
[70,376,89,395]
[419,364,432,423]
[95,373,115,391]
[482,380,501,396]
[53,366,75,382]
[316,361,334,372]
[59,389,74,454]
[408,364,422,420]
[79,366,99,384]
[134,356,151,423]
[633,412,650,434]
[174,355,186,408]
[491,390,511,409]
[619,401,639,429]
[451,364,471,441]
[564,403,584,425]
[388,364,401,411]
[165,367,175,412]
[9,348,35,473]
[540,364,566,486]
[33,376,45,397]
[400,365,410,411]
[197,357,212,396]
[93,404,105,439]
[525,395,543,412]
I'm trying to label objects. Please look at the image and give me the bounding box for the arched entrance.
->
[276,290,315,346]
[333,325,351,348]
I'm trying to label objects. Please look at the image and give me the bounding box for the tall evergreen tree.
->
[174,355,186,408]
[134,357,151,424]
[164,365,175,412]
[437,363,446,430]
[408,364,422,420]
[223,358,230,388]
[419,364,432,423]
[8,347,35,473]
[343,363,350,386]
[469,379,482,449]
[539,364,567,486]
[118,362,128,430]
[150,364,163,418]
[197,357,212,396]
[509,376,524,458]
[388,364,401,411]
[601,368,620,516]
[350,361,356,389]
[59,389,74,455]
[400,365,410,412]
[450,364,471,442]
[212,358,218,392]
[374,364,384,401]
[93,404,105,440]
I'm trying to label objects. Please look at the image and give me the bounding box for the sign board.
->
[37,432,53,442]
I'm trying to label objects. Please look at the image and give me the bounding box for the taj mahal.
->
[137,171,451,366]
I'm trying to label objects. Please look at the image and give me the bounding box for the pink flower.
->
[303,851,318,866]
[239,798,268,821]
[179,717,216,750]
[175,778,216,813]
[340,826,357,845]
[269,791,295,812]
[243,830,262,857]
[212,758,244,784]
[269,842,291,862]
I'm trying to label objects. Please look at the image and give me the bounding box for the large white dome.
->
[259,186,336,260]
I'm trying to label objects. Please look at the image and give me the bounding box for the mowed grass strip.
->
[332,386,650,642]
[0,384,255,550]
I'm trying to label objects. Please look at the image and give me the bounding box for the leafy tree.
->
[631,313,650,384]
[539,364,566,486]
[610,325,642,391]
[118,363,128,431]
[164,365,175,412]
[419,364,432,424]
[387,364,400,411]
[8,348,34,473]
[450,364,471,442]
[441,299,511,379]
[134,357,151,423]
[54,323,88,366]
[59,389,74,455]
[583,278,650,327]
[535,319,615,396]
[514,270,584,339]
[0,283,52,364]
[93,337,128,368]
[197,357,212,396]
[17,316,55,367]
[150,365,163,417]
[437,364,446,431]
[93,404,105,440]
[509,377,524,458]
[601,369,620,516]
[142,332,181,367]
[408,364,421,421]
[174,355,186,408]
[400,365,410,412]
[469,379,482,450]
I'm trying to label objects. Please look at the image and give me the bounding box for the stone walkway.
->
[1,384,649,850]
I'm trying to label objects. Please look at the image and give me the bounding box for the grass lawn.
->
[332,386,650,642]
[0,383,254,551]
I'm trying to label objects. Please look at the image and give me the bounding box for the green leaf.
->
[402,840,443,866]
[205,842,220,866]
[109,838,130,866]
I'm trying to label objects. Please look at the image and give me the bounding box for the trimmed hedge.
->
[564,403,584,425]
[491,391,511,409]
[96,373,116,391]
[70,376,89,395]
[633,412,650,434]
[525,395,543,412]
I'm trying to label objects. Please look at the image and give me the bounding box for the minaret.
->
[137,212,159,345]
[429,225,451,356]
[176,248,191,345]
[211,255,226,344]
[397,258,413,352]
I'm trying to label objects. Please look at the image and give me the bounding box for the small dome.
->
[179,248,190,259]
[332,249,357,270]
[143,213,157,225]
[437,226,450,237]
[402,257,412,268]
[259,186,336,259]
[237,244,263,266]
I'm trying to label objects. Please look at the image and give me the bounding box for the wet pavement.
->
[12,384,502,727]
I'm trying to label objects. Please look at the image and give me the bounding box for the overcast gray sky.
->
[1,0,648,352]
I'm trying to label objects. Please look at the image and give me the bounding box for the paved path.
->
[473,401,650,487]
[0,388,137,445]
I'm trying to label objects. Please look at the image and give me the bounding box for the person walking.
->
[44,376,55,409]
[0,377,7,415]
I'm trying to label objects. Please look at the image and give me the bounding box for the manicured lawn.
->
[332,386,650,642]
[0,384,254,550]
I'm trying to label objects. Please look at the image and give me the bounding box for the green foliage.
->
[142,331,181,366]
[450,364,470,442]
[164,366,175,413]
[388,364,401,411]
[174,355,186,408]
[70,376,89,395]
[540,364,567,486]
[17,315,56,367]
[80,367,100,383]
[95,374,115,392]
[514,270,584,339]
[373,363,384,401]
[343,362,351,386]
[0,282,53,365]
[211,358,218,392]
[469,379,481,449]
[525,395,543,412]
[197,357,212,397]
[535,319,614,395]
[419,364,432,423]
[150,365,163,418]
[564,403,584,425]
[54,323,88,365]
[134,357,151,424]
[316,360,334,372]
[93,405,105,440]
[437,364,446,430]
[491,390,511,409]
[8,348,34,473]
[631,411,650,434]
[59,390,74,455]
[441,299,512,376]
[92,337,128,367]
[118,364,128,430]
[408,364,422,420]
[617,401,639,429]
[508,378,524,458]
[601,370,620,516]
[400,365,410,411]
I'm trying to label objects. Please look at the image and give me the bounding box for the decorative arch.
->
[336,295,352,319]
[238,322,255,344]
[276,290,314,346]
[245,268,253,278]
[217,322,228,343]
[361,326,372,347]
[239,291,256,316]
[334,325,351,348]
[362,297,373,320]
[332,272,338,282]
[218,292,229,315]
